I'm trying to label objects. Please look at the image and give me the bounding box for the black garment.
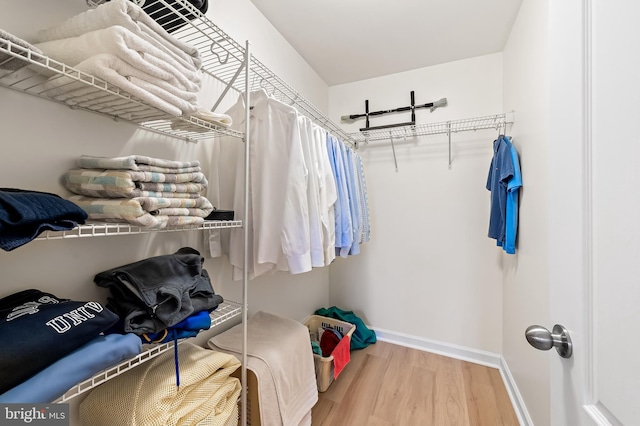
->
[141,0,209,33]
[94,247,222,335]
[0,188,87,251]
[0,289,119,394]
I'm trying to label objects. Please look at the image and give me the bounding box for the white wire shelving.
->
[86,0,355,145]
[349,112,514,143]
[53,300,242,403]
[349,112,515,170]
[35,220,242,240]
[0,38,243,142]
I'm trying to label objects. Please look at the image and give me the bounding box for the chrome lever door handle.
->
[525,324,573,359]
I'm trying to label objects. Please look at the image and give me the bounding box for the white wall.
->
[210,0,328,112]
[327,53,505,353]
[502,0,550,424]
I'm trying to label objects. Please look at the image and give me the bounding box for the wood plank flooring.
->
[311,341,519,426]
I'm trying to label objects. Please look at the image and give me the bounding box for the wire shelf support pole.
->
[241,40,251,426]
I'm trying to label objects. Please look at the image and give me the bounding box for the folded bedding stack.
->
[62,154,214,228]
[32,0,229,127]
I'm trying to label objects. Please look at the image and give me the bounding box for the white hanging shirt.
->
[227,89,312,280]
[298,115,325,267]
[312,124,337,266]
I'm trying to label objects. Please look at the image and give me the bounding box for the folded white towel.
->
[170,107,234,133]
[35,25,200,93]
[43,54,201,117]
[37,0,201,72]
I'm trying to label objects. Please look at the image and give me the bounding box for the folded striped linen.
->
[77,155,201,173]
[136,182,207,193]
[43,54,198,117]
[131,190,202,199]
[80,342,240,426]
[138,195,213,216]
[69,196,208,229]
[63,169,208,198]
[35,25,201,92]
[37,0,201,72]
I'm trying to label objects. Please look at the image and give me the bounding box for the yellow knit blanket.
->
[80,342,241,426]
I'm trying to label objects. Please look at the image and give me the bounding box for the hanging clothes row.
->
[208,89,370,280]
[486,134,522,254]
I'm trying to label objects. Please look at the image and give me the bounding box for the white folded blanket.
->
[208,311,318,426]
[38,0,201,72]
[35,25,201,93]
[43,54,199,117]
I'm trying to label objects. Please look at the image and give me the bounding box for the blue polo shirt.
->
[499,137,522,254]
[486,135,514,243]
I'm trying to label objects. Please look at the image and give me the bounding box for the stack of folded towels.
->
[32,0,231,129]
[62,154,214,228]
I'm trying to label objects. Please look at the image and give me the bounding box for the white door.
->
[547,0,640,424]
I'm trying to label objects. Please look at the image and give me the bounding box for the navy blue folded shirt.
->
[0,289,119,394]
[0,188,88,251]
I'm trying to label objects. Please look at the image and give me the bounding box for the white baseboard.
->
[371,327,533,426]
[497,356,535,426]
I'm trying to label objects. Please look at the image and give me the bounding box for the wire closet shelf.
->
[34,220,242,240]
[348,112,515,144]
[87,0,355,145]
[0,39,243,142]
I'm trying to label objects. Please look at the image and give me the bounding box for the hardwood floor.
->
[311,341,519,426]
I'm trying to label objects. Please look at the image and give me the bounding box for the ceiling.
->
[249,0,523,86]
